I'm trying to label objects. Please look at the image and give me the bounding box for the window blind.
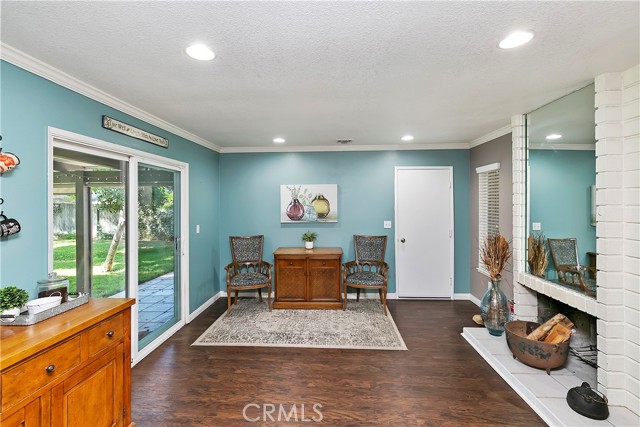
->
[478,167,500,273]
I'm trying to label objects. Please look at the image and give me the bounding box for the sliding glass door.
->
[51,132,188,364]
[136,162,181,349]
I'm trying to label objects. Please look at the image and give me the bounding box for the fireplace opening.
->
[537,293,597,385]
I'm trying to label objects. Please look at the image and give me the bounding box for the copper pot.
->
[505,320,570,375]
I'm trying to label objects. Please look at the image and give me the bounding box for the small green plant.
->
[302,231,318,242]
[0,286,29,311]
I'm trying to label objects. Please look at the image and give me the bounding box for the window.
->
[477,162,500,274]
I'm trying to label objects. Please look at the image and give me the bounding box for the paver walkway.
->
[112,272,175,341]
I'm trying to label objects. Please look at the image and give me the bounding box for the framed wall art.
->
[280,184,338,223]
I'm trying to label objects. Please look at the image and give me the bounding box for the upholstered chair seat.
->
[231,272,270,287]
[345,271,385,287]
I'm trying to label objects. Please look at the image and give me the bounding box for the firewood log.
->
[543,323,572,344]
[526,313,574,341]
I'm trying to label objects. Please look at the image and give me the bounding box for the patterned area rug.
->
[192,299,407,350]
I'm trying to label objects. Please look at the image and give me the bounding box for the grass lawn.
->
[53,239,174,298]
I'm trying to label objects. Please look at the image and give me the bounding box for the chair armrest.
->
[343,260,358,275]
[224,261,237,274]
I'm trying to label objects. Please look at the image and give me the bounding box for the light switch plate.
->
[196,224,201,234]
[384,221,392,229]
[532,222,541,231]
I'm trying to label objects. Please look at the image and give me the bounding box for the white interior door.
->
[395,167,454,298]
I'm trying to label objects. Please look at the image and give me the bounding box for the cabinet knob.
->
[289,262,293,265]
[322,262,326,266]
[45,364,55,373]
[106,331,115,338]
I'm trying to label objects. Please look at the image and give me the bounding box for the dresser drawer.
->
[277,258,306,268]
[1,336,81,411]
[87,313,124,357]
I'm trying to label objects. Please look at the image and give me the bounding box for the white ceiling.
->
[1,1,638,151]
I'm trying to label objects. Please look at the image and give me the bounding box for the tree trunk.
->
[103,213,126,272]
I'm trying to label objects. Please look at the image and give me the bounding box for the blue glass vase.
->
[480,279,510,336]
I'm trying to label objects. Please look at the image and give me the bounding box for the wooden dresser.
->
[0,298,136,427]
[273,247,343,309]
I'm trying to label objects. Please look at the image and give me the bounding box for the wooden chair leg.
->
[267,285,272,312]
[381,289,387,316]
[378,288,383,304]
[343,284,348,310]
[234,290,239,304]
[227,290,232,317]
[258,288,263,303]
[356,288,361,302]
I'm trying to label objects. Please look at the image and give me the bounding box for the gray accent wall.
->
[469,133,513,301]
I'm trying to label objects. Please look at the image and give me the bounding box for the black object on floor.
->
[566,382,609,420]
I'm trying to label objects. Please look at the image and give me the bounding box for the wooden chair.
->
[343,235,389,315]
[224,235,272,316]
[548,238,596,296]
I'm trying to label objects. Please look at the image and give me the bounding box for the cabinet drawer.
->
[87,313,124,357]
[2,336,81,411]
[277,258,306,268]
[309,258,340,269]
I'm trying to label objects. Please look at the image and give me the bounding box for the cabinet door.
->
[276,258,306,301]
[0,398,41,427]
[52,345,124,427]
[309,258,341,302]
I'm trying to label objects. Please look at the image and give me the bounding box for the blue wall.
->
[220,150,471,294]
[0,61,220,312]
[529,149,596,271]
[0,60,472,312]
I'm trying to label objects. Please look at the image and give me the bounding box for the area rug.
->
[192,299,407,350]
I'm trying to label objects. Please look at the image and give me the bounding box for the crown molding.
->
[529,143,595,150]
[468,125,512,148]
[1,43,221,152]
[219,142,469,153]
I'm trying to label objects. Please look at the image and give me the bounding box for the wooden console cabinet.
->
[273,247,343,309]
[0,298,136,427]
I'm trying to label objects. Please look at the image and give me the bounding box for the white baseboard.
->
[453,293,481,307]
[187,291,223,323]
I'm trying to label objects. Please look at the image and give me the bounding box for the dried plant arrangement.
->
[480,233,511,281]
[527,233,549,277]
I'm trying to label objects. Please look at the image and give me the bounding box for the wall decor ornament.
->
[102,115,169,148]
[281,184,338,223]
[0,136,20,174]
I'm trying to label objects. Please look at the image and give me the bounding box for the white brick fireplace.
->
[511,64,640,415]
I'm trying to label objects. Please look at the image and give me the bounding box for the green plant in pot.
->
[0,286,29,319]
[302,231,318,249]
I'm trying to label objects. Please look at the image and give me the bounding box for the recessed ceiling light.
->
[401,135,414,142]
[273,137,285,144]
[546,134,562,140]
[185,43,215,61]
[498,31,534,49]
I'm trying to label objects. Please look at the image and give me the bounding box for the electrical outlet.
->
[384,221,392,229]
[532,222,541,231]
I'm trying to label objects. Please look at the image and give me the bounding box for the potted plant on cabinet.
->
[302,231,318,249]
[0,285,29,320]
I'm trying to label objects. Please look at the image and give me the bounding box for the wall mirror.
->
[526,83,597,297]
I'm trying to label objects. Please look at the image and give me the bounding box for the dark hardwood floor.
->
[131,299,545,426]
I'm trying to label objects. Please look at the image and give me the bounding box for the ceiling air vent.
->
[336,139,352,144]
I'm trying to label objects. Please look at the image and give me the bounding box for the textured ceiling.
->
[1,1,638,150]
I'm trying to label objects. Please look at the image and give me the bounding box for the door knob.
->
[401,238,406,243]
